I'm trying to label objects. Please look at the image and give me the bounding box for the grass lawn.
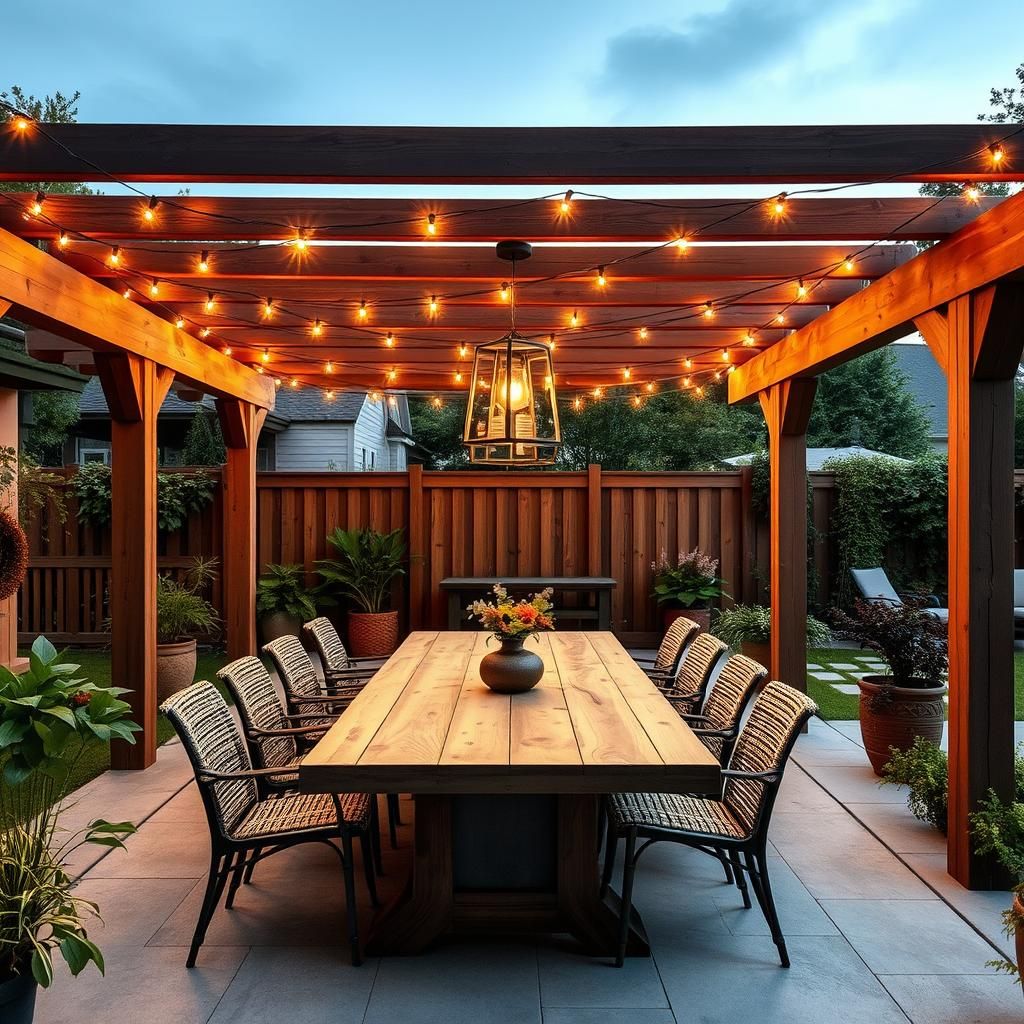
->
[806,647,1024,721]
[20,647,233,796]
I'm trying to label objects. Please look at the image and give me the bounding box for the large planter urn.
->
[740,640,771,670]
[0,967,37,1024]
[347,611,399,658]
[157,638,198,703]
[479,636,544,694]
[857,675,947,776]
[664,606,710,634]
[260,611,301,646]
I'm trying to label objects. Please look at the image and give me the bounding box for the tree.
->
[23,391,80,466]
[408,398,470,469]
[806,348,932,458]
[180,408,226,466]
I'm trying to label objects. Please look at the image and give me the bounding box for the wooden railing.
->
[16,464,852,645]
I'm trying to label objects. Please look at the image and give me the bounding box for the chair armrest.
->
[690,726,734,739]
[198,766,296,783]
[662,692,700,706]
[720,768,780,782]
[247,723,328,739]
[291,693,355,705]
[324,667,376,680]
[676,713,712,725]
[348,657,388,668]
[284,712,338,724]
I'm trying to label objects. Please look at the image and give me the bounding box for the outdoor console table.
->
[300,630,719,957]
[440,577,616,631]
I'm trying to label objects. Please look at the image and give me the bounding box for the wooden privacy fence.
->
[18,463,918,645]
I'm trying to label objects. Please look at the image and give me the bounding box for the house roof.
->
[724,447,911,471]
[890,340,948,439]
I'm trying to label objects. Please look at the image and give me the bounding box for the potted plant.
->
[468,584,556,693]
[156,557,219,702]
[316,528,406,657]
[651,548,728,633]
[833,598,948,776]
[971,790,1024,996]
[256,563,318,644]
[713,603,833,667]
[0,636,139,1022]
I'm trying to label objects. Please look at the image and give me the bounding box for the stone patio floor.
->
[38,713,1024,1024]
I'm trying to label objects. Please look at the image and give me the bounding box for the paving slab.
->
[72,876,198,947]
[539,942,669,1008]
[85,820,212,879]
[542,1011,675,1024]
[879,972,1024,1024]
[842,802,946,855]
[806,765,908,804]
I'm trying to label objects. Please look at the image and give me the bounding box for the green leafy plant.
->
[651,548,728,609]
[73,463,216,532]
[316,528,406,614]
[0,636,138,989]
[156,557,220,644]
[832,598,947,708]
[713,604,832,650]
[256,564,318,622]
[881,737,949,833]
[180,408,226,467]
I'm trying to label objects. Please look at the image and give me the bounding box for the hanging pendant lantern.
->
[463,241,561,465]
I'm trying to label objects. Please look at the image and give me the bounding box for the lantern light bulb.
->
[963,183,981,203]
[623,367,631,380]
[122,287,131,299]
[548,334,556,350]
[222,344,231,355]
[702,303,715,320]
[293,232,307,251]
[775,312,786,325]
[386,369,397,383]
[632,395,642,408]
[843,257,856,272]
[201,327,212,339]
[429,295,439,315]
[454,370,463,384]
[262,299,274,318]
[326,389,335,401]
[645,381,655,394]
[570,310,579,327]
[290,378,299,388]
[796,279,808,298]
[684,357,693,370]
[676,236,690,253]
[722,348,730,361]
[592,387,603,399]
[770,193,788,218]
[458,343,469,358]
[324,360,333,373]
[500,281,509,301]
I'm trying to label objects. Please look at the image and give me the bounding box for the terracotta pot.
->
[857,674,947,776]
[664,606,711,634]
[260,611,301,645]
[479,636,544,694]
[0,966,37,1024]
[740,640,771,671]
[347,611,399,658]
[157,639,198,703]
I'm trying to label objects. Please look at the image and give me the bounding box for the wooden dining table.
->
[299,630,720,957]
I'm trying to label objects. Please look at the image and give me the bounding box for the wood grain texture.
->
[300,631,720,795]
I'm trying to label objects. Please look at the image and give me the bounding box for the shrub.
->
[651,548,728,609]
[316,528,406,614]
[256,564,318,622]
[156,557,220,644]
[881,737,949,832]
[713,604,833,650]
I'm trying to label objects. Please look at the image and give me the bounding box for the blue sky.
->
[4,0,1021,126]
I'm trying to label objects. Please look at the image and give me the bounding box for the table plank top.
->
[299,631,720,795]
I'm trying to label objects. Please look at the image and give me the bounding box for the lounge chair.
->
[850,567,948,623]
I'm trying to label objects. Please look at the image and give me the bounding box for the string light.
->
[572,396,583,411]
[702,302,715,320]
[311,319,323,337]
[694,385,704,397]
[548,334,556,350]
[638,326,648,341]
[121,286,131,299]
[326,389,335,401]
[645,381,655,394]
[149,278,160,297]
[622,367,631,380]
[684,357,693,370]
[274,378,282,389]
[499,281,509,301]
[198,250,210,273]
[174,315,185,329]
[592,387,603,399]
[293,232,308,251]
[989,142,1006,167]
[28,191,44,216]
[769,193,788,218]
[796,279,808,298]
[743,331,756,346]
[324,360,334,373]
[727,364,736,374]
[560,190,573,214]
[386,369,398,383]
[675,235,690,253]
[57,230,68,248]
[358,300,368,320]
[632,394,643,408]
[143,197,159,222]
[289,378,299,388]
[714,370,722,381]
[596,266,607,288]
[428,295,439,316]
[426,213,437,235]
[570,310,579,327]
[262,298,274,319]
[458,343,469,358]
[107,246,120,267]
[721,348,730,361]
[454,370,463,384]
[261,348,270,363]
[205,292,215,313]
[774,312,786,325]
[256,365,264,375]
[431,396,443,410]
[385,332,395,348]
[843,257,856,272]
[222,344,231,355]
[201,327,212,338]
[962,183,981,203]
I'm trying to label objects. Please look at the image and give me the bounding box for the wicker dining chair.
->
[263,634,403,849]
[633,616,699,684]
[161,681,378,968]
[603,681,818,968]
[303,616,387,681]
[660,632,729,713]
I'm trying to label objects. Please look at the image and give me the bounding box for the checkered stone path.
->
[809,653,949,703]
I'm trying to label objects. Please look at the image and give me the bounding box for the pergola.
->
[0,119,1020,890]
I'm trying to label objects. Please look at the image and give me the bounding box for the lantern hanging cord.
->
[510,258,518,333]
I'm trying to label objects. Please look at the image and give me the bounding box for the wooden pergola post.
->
[96,353,174,770]
[217,399,266,661]
[917,286,1023,887]
[759,380,817,689]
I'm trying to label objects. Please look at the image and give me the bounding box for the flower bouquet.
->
[467,585,555,693]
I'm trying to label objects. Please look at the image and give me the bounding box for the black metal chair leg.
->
[243,846,259,885]
[715,848,734,884]
[615,828,638,968]
[746,850,790,968]
[389,792,403,826]
[386,793,400,848]
[596,801,607,853]
[370,797,384,875]
[225,850,247,909]
[728,849,751,909]
[340,831,362,967]
[359,830,380,907]
[188,852,230,968]
[600,816,618,898]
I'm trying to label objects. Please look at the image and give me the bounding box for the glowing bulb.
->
[645,382,655,394]
[386,369,397,383]
[454,370,463,384]
[573,396,583,411]
[431,396,443,410]
[108,246,120,267]
[560,189,573,214]
[358,300,368,320]
[675,236,690,253]
[201,328,212,339]
[684,357,693,370]
[622,367,631,380]
[261,348,270,363]
[770,193,788,218]
[843,257,856,273]
[143,197,158,222]
[426,213,437,235]
[326,389,335,401]
[775,312,786,325]
[632,395,642,408]
[293,232,308,251]
[743,331,756,346]
[428,295,439,315]
[222,345,232,355]
[695,385,704,397]
[324,360,334,373]
[683,376,691,388]
[290,378,299,388]
[714,370,722,381]
[570,310,579,328]
[262,299,274,318]
[29,191,44,216]
[311,319,323,337]
[990,142,1006,166]
[796,280,808,298]
[57,230,68,248]
[198,251,210,273]
[205,292,215,313]
[592,387,603,400]
[722,348,730,361]
[548,334,556,350]
[963,183,981,203]
[638,327,648,341]
[174,315,185,329]
[122,287,131,299]
[596,266,607,288]
[499,281,509,301]
[702,303,715,320]
[458,343,469,359]
[13,116,30,132]
[727,364,736,374]
[149,279,159,297]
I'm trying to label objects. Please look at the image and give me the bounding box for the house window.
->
[370,451,376,470]
[361,447,367,470]
[79,447,110,465]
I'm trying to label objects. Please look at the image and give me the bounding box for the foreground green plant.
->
[256,564,318,622]
[713,604,833,650]
[156,557,220,644]
[881,737,950,833]
[316,528,406,614]
[0,637,138,989]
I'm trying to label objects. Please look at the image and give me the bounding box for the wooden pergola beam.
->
[2,194,1000,242]
[0,227,275,408]
[728,188,1024,403]
[1,124,1018,184]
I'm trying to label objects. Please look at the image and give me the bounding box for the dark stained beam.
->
[2,193,1001,241]
[1,124,1019,184]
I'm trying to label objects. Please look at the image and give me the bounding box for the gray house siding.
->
[353,398,391,471]
[275,422,354,470]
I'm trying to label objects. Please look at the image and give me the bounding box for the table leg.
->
[598,591,611,631]
[447,592,462,631]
